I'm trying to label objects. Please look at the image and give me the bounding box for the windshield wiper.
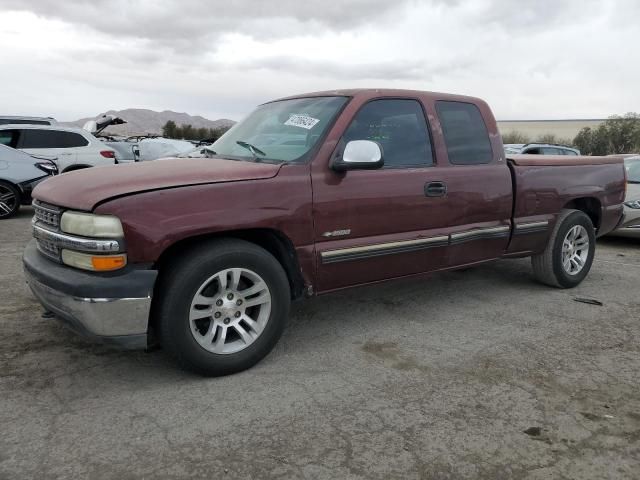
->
[236,140,266,160]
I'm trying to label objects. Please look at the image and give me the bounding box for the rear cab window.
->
[19,130,89,149]
[343,99,434,168]
[435,101,493,165]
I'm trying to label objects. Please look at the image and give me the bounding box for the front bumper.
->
[23,240,157,349]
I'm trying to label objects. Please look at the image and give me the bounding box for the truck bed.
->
[507,154,625,166]
[505,154,625,256]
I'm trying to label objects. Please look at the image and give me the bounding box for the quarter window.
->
[20,129,89,149]
[343,99,433,167]
[541,147,562,155]
[436,101,493,165]
[0,129,19,148]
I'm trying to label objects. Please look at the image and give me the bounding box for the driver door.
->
[311,98,449,292]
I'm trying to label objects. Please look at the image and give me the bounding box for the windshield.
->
[625,157,640,183]
[211,96,348,163]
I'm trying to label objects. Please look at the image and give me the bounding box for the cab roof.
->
[269,88,486,105]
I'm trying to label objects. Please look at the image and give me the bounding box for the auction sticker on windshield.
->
[285,114,320,130]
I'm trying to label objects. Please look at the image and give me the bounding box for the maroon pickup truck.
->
[24,89,626,375]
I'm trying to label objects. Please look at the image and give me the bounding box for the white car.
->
[503,143,580,155]
[0,124,116,173]
[610,155,640,238]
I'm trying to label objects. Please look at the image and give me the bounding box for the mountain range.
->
[61,109,236,136]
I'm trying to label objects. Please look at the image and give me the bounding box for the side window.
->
[435,101,493,165]
[542,147,561,155]
[20,130,89,149]
[0,129,19,148]
[58,132,89,147]
[343,99,433,167]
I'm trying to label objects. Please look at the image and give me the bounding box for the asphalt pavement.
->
[1,207,639,479]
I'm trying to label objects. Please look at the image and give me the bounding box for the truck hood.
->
[33,157,282,211]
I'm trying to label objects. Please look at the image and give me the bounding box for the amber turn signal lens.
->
[61,250,128,271]
[91,255,127,271]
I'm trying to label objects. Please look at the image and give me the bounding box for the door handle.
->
[424,181,447,197]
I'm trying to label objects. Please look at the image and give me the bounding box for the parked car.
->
[0,144,57,219]
[0,124,116,173]
[24,88,625,376]
[0,116,57,126]
[103,141,140,163]
[504,143,580,155]
[82,114,126,136]
[159,145,217,160]
[137,137,195,161]
[608,155,640,237]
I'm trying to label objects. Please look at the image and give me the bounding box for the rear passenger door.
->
[431,100,513,267]
[18,129,81,172]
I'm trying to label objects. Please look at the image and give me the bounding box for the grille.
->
[36,237,61,261]
[32,200,63,262]
[33,201,62,228]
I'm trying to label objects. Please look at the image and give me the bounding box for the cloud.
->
[0,0,412,51]
[0,0,637,121]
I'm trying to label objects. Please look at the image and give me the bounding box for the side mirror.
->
[332,140,384,172]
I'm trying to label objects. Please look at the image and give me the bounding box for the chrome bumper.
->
[23,240,156,349]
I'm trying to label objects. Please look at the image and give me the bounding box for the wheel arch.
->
[153,228,307,301]
[62,164,92,173]
[562,197,601,230]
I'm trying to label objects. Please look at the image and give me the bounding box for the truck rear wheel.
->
[531,209,596,288]
[157,239,290,376]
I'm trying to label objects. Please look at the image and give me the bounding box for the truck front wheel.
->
[157,239,290,376]
[531,209,596,288]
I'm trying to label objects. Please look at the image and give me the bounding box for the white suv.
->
[0,124,116,173]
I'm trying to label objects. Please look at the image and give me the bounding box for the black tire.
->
[0,181,21,219]
[157,238,290,376]
[531,209,596,288]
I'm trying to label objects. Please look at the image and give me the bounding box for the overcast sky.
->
[0,0,637,121]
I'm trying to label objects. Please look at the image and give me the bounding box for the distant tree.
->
[574,127,603,155]
[501,131,530,144]
[179,124,194,140]
[573,113,640,155]
[196,127,208,139]
[162,120,177,138]
[208,126,231,141]
[533,133,574,146]
[161,121,232,141]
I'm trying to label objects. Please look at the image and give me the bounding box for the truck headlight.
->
[60,211,124,238]
[624,200,640,209]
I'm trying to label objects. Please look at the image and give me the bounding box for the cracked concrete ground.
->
[1,207,639,479]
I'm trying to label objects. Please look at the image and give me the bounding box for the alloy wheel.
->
[0,185,17,217]
[562,225,590,275]
[189,268,272,354]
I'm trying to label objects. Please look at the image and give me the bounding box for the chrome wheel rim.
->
[189,268,271,354]
[0,185,17,217]
[562,225,589,275]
